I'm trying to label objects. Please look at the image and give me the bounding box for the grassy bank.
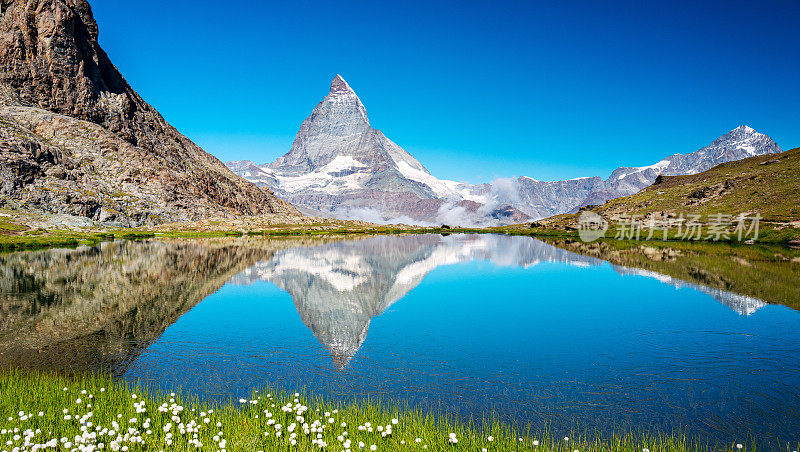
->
[0,231,156,252]
[0,370,765,452]
[501,221,800,245]
[0,227,492,252]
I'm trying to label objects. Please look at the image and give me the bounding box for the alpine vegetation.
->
[0,370,763,452]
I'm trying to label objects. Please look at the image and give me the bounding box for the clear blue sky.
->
[91,0,799,183]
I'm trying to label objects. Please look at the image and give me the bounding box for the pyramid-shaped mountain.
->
[229,75,527,225]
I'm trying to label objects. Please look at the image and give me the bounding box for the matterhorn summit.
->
[228,75,514,224]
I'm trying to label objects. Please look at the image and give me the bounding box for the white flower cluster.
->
[0,385,630,452]
[0,388,215,452]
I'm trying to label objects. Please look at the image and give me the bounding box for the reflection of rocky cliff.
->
[233,234,768,368]
[0,240,274,374]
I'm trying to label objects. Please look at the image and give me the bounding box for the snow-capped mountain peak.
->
[228,77,783,225]
[330,74,355,95]
[228,75,504,223]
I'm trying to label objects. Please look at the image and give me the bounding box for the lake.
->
[1,234,799,449]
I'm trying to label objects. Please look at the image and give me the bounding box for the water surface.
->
[1,234,799,448]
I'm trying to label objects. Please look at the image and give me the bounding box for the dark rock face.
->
[0,0,297,226]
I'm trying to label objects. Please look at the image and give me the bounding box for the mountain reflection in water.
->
[0,235,778,373]
[0,240,274,374]
[230,234,769,367]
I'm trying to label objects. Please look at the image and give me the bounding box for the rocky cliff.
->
[0,0,297,226]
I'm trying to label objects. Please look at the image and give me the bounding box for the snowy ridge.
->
[490,124,782,219]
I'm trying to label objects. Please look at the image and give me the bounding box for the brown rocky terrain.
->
[0,0,297,227]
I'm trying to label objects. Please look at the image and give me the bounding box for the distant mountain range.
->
[229,76,782,226]
[0,0,296,227]
[0,0,783,229]
[554,145,800,225]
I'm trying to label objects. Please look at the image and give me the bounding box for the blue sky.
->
[91,0,799,183]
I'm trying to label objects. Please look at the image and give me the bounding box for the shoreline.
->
[2,222,798,253]
[0,370,769,452]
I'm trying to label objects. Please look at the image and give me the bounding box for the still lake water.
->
[1,234,799,448]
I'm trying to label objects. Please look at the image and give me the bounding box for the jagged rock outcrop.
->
[0,0,297,226]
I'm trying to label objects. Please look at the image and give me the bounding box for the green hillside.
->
[597,147,800,222]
